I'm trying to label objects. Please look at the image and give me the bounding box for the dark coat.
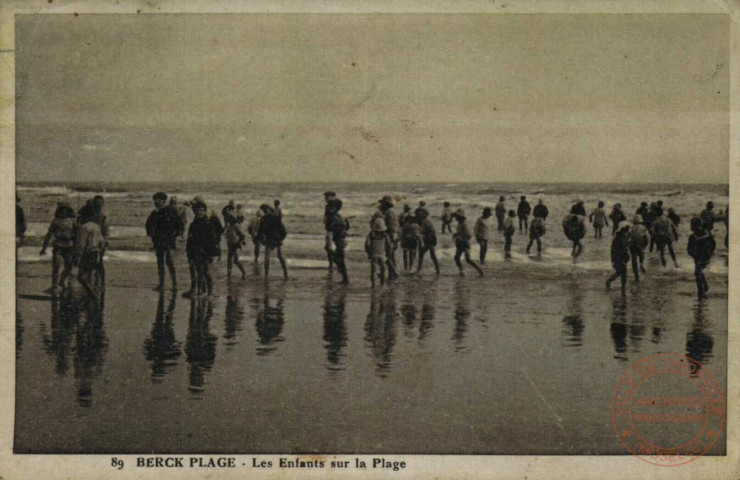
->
[610,232,630,265]
[186,216,221,261]
[257,214,287,248]
[146,205,183,251]
[687,230,716,265]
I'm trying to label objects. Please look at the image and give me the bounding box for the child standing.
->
[257,204,288,280]
[224,203,247,279]
[474,207,492,264]
[40,202,78,294]
[185,202,220,297]
[365,218,390,286]
[400,215,422,272]
[495,196,507,231]
[589,201,609,238]
[326,198,350,284]
[76,204,106,295]
[247,208,264,272]
[606,223,631,292]
[441,202,453,234]
[687,217,716,299]
[453,209,483,276]
[503,210,516,258]
[517,196,531,232]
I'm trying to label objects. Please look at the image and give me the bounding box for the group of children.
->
[147,194,289,298]
[28,190,726,300]
[37,196,108,296]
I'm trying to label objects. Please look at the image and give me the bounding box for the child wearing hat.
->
[453,209,483,276]
[365,218,390,286]
[606,222,632,292]
[326,198,350,284]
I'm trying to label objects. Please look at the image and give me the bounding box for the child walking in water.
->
[503,210,516,258]
[606,222,631,292]
[441,202,453,234]
[589,201,609,238]
[474,207,492,264]
[563,213,586,259]
[401,215,422,272]
[365,218,390,286]
[453,209,483,276]
[415,206,440,275]
[652,210,679,268]
[687,217,716,299]
[628,214,649,281]
[527,216,546,256]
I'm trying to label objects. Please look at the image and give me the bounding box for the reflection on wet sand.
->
[364,288,398,378]
[452,279,470,352]
[40,290,108,406]
[610,294,628,361]
[73,294,108,407]
[41,290,82,375]
[686,300,714,377]
[561,281,584,348]
[322,284,348,370]
[418,282,437,342]
[143,292,181,383]
[185,299,217,395]
[224,286,245,349]
[253,286,285,356]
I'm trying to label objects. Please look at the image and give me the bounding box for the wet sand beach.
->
[15,254,727,454]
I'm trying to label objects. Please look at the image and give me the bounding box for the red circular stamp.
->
[611,353,725,466]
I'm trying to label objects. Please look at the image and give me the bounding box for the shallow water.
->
[15,261,727,454]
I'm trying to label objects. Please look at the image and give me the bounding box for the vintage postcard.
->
[0,0,738,479]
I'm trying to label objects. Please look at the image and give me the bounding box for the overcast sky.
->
[15,14,729,183]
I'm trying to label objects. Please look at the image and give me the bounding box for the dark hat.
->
[483,207,492,215]
[153,192,168,201]
[419,201,426,207]
[323,191,336,197]
[379,195,394,206]
[403,204,411,211]
[192,201,207,211]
